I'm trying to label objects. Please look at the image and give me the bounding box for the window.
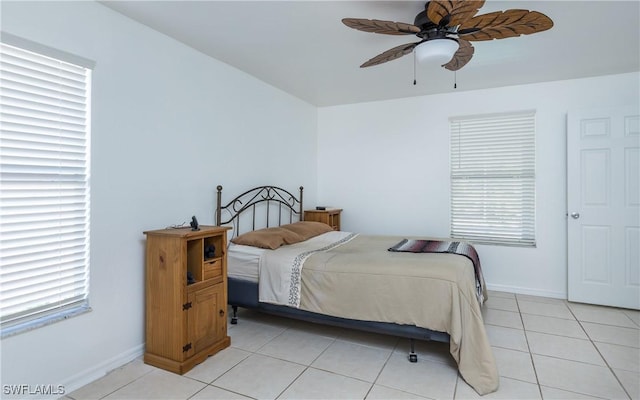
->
[1,37,93,337]
[450,111,535,246]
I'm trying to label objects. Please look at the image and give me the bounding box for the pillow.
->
[280,221,334,241]
[230,226,303,250]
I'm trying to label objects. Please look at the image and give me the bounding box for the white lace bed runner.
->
[258,231,358,307]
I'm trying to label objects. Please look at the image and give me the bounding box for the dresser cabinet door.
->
[187,284,226,355]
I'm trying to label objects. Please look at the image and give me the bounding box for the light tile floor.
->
[66,291,640,399]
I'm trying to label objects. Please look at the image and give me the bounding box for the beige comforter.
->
[295,234,499,395]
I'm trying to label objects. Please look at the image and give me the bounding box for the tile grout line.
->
[365,336,399,399]
[94,362,156,400]
[514,294,544,400]
[283,324,342,397]
[212,315,301,399]
[567,306,634,400]
[253,319,321,400]
[200,349,254,398]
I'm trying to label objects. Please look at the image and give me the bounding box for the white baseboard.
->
[486,283,566,300]
[59,343,144,398]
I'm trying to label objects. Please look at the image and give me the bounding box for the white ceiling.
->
[102,1,640,107]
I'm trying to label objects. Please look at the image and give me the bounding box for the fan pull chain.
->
[413,52,417,85]
[454,71,457,89]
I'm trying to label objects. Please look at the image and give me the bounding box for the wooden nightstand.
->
[143,225,231,374]
[304,208,342,231]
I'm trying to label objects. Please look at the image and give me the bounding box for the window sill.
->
[1,305,92,339]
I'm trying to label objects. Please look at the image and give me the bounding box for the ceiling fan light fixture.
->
[415,38,459,64]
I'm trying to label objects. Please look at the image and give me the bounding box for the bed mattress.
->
[227,231,346,283]
[227,231,497,394]
[227,243,263,282]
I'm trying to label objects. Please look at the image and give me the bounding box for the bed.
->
[215,185,498,395]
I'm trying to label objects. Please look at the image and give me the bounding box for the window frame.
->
[449,110,536,247]
[0,34,94,337]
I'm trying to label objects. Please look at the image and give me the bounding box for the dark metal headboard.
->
[216,185,304,238]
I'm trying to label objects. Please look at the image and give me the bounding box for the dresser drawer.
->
[203,259,222,280]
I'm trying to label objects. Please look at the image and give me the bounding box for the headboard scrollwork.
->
[216,185,304,238]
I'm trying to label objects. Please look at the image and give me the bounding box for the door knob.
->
[570,212,580,219]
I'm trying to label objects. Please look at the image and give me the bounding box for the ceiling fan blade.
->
[458,10,553,41]
[342,18,420,35]
[426,0,486,27]
[360,42,420,68]
[442,39,474,71]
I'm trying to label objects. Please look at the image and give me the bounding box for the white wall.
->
[317,72,640,299]
[0,1,317,395]
[1,0,638,393]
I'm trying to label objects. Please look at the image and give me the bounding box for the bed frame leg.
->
[408,339,418,363]
[231,305,238,325]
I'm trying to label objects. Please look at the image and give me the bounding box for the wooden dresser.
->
[143,225,230,374]
[304,208,342,231]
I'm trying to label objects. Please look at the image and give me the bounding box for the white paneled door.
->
[568,106,640,309]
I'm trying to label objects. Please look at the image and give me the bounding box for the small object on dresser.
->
[315,206,326,210]
[204,245,216,259]
[190,216,200,231]
[187,271,195,285]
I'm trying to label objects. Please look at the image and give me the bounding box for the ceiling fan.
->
[342,0,553,71]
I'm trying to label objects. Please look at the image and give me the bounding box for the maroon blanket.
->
[388,239,485,303]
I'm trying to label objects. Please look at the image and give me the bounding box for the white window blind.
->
[0,41,92,336]
[450,111,536,246]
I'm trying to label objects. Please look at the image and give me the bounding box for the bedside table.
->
[143,226,231,374]
[304,209,342,231]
